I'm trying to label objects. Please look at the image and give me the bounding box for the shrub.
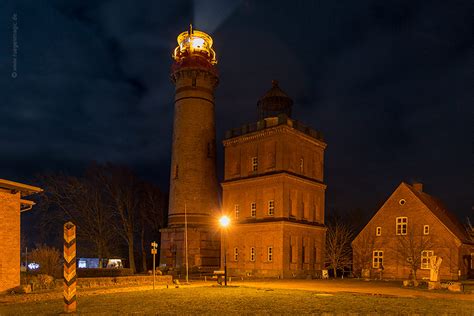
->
[29,245,62,278]
[77,268,133,278]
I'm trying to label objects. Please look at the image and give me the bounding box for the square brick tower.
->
[160,26,221,271]
[222,81,327,278]
[0,179,42,292]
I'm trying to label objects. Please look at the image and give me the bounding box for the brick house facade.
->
[221,82,327,278]
[0,179,41,292]
[352,182,474,280]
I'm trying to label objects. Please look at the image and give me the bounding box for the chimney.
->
[412,182,423,192]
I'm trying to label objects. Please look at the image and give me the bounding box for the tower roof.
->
[257,80,293,119]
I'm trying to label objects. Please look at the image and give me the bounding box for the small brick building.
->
[221,81,327,278]
[0,179,42,292]
[352,182,474,280]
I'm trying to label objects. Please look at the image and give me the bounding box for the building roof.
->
[0,179,42,212]
[402,182,472,244]
[257,80,293,119]
[0,179,42,197]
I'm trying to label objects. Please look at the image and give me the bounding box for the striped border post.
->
[63,222,77,313]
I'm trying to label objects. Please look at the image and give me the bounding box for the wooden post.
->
[63,222,77,313]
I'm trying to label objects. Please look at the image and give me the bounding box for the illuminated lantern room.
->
[172,25,217,65]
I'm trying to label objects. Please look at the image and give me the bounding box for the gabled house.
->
[352,182,474,280]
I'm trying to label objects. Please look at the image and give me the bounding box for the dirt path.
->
[224,279,474,301]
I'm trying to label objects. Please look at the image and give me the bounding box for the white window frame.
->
[250,247,256,262]
[396,217,408,235]
[234,247,238,261]
[234,204,240,219]
[251,202,256,217]
[251,156,258,172]
[268,200,275,216]
[267,247,273,262]
[376,227,382,236]
[423,225,429,235]
[372,250,383,268]
[421,250,434,269]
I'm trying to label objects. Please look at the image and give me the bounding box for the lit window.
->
[421,250,434,269]
[423,225,429,235]
[268,200,274,216]
[267,247,273,262]
[372,250,383,268]
[376,227,382,236]
[234,247,238,261]
[396,217,408,235]
[234,204,240,219]
[251,157,258,172]
[250,247,256,262]
[300,158,304,173]
[251,202,256,217]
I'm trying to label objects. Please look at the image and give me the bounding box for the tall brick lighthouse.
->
[160,26,220,270]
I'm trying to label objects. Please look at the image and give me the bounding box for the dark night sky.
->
[1,0,472,228]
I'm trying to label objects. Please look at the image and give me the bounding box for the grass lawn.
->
[1,285,473,315]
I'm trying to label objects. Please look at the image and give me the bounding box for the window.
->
[251,156,258,172]
[250,247,256,262]
[300,158,304,173]
[268,200,274,216]
[234,204,240,219]
[399,199,406,205]
[396,217,408,235]
[376,227,382,236]
[251,202,256,217]
[423,225,429,235]
[372,251,383,268]
[234,247,238,261]
[421,250,434,269]
[267,247,273,262]
[471,253,474,270]
[174,165,179,179]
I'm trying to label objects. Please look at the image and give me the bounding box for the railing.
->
[225,114,324,141]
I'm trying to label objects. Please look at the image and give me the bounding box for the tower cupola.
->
[257,80,293,119]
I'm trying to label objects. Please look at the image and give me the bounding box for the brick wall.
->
[0,190,21,292]
[353,183,467,280]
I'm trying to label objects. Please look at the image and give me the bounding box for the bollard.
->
[63,222,77,313]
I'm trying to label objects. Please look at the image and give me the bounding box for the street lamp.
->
[219,215,230,286]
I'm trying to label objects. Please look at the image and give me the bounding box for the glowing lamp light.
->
[172,24,217,65]
[219,215,230,228]
[28,262,40,270]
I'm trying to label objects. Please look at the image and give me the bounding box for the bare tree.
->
[38,171,115,262]
[97,164,141,273]
[30,244,62,277]
[393,229,434,280]
[466,217,474,242]
[352,228,376,275]
[325,218,354,277]
[138,182,166,272]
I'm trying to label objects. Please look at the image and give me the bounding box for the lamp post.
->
[219,215,230,286]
